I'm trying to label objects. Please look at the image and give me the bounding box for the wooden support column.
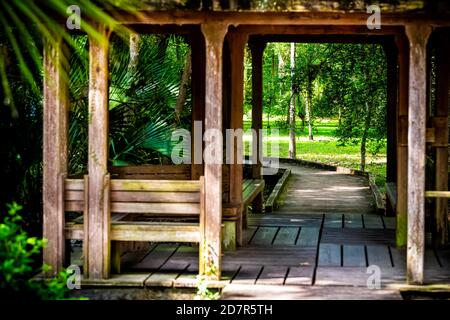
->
[228,31,248,246]
[405,24,432,285]
[395,34,409,247]
[191,33,205,180]
[433,30,450,247]
[200,23,228,280]
[87,24,111,279]
[384,40,398,216]
[384,40,398,185]
[43,33,69,275]
[249,40,266,214]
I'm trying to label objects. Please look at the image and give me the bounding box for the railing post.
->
[405,23,432,285]
[200,22,228,280]
[43,33,69,276]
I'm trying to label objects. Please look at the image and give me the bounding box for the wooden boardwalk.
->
[74,165,450,299]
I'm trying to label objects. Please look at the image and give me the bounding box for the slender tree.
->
[288,42,296,159]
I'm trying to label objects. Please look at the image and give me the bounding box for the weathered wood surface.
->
[249,40,266,214]
[265,169,291,212]
[321,228,395,245]
[395,34,409,248]
[67,164,450,296]
[43,33,69,275]
[201,23,228,280]
[114,11,450,28]
[273,227,299,246]
[109,165,191,180]
[432,29,450,246]
[87,24,111,279]
[276,164,376,214]
[405,23,432,285]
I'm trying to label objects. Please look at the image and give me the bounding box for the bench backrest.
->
[110,165,191,180]
[65,176,204,216]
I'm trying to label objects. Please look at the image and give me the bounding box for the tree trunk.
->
[289,43,296,159]
[175,50,191,122]
[338,106,342,126]
[128,33,140,71]
[360,102,373,171]
[306,84,314,141]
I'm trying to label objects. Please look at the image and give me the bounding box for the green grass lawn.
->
[242,117,387,192]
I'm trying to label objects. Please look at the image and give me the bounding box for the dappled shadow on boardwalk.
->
[276,164,376,215]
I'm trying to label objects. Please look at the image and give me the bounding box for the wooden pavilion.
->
[42,0,450,286]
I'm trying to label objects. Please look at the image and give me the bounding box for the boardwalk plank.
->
[256,266,288,285]
[382,216,396,229]
[285,266,314,286]
[273,227,299,246]
[321,228,395,245]
[390,247,406,268]
[343,245,366,267]
[232,265,262,285]
[344,214,363,228]
[319,244,341,266]
[250,227,278,245]
[242,226,258,245]
[130,243,178,270]
[324,214,343,228]
[297,227,320,247]
[363,214,384,229]
[366,245,392,267]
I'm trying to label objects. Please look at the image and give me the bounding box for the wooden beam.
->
[112,11,450,28]
[87,24,111,279]
[241,25,404,37]
[42,33,69,275]
[200,23,228,280]
[395,34,409,247]
[405,23,432,285]
[433,29,450,247]
[227,31,248,245]
[249,39,266,214]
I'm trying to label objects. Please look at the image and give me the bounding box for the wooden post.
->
[228,31,248,246]
[405,23,432,285]
[433,30,450,247]
[249,40,266,214]
[200,23,228,280]
[43,33,69,275]
[383,40,398,216]
[87,24,111,279]
[384,41,398,185]
[190,33,205,180]
[395,34,409,247]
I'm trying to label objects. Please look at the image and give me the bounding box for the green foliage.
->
[245,42,387,171]
[195,275,220,300]
[67,34,191,175]
[0,203,71,300]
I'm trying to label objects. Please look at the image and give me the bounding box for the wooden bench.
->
[385,182,397,216]
[64,175,205,274]
[241,178,265,227]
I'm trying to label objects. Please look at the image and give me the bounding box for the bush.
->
[0,202,71,300]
